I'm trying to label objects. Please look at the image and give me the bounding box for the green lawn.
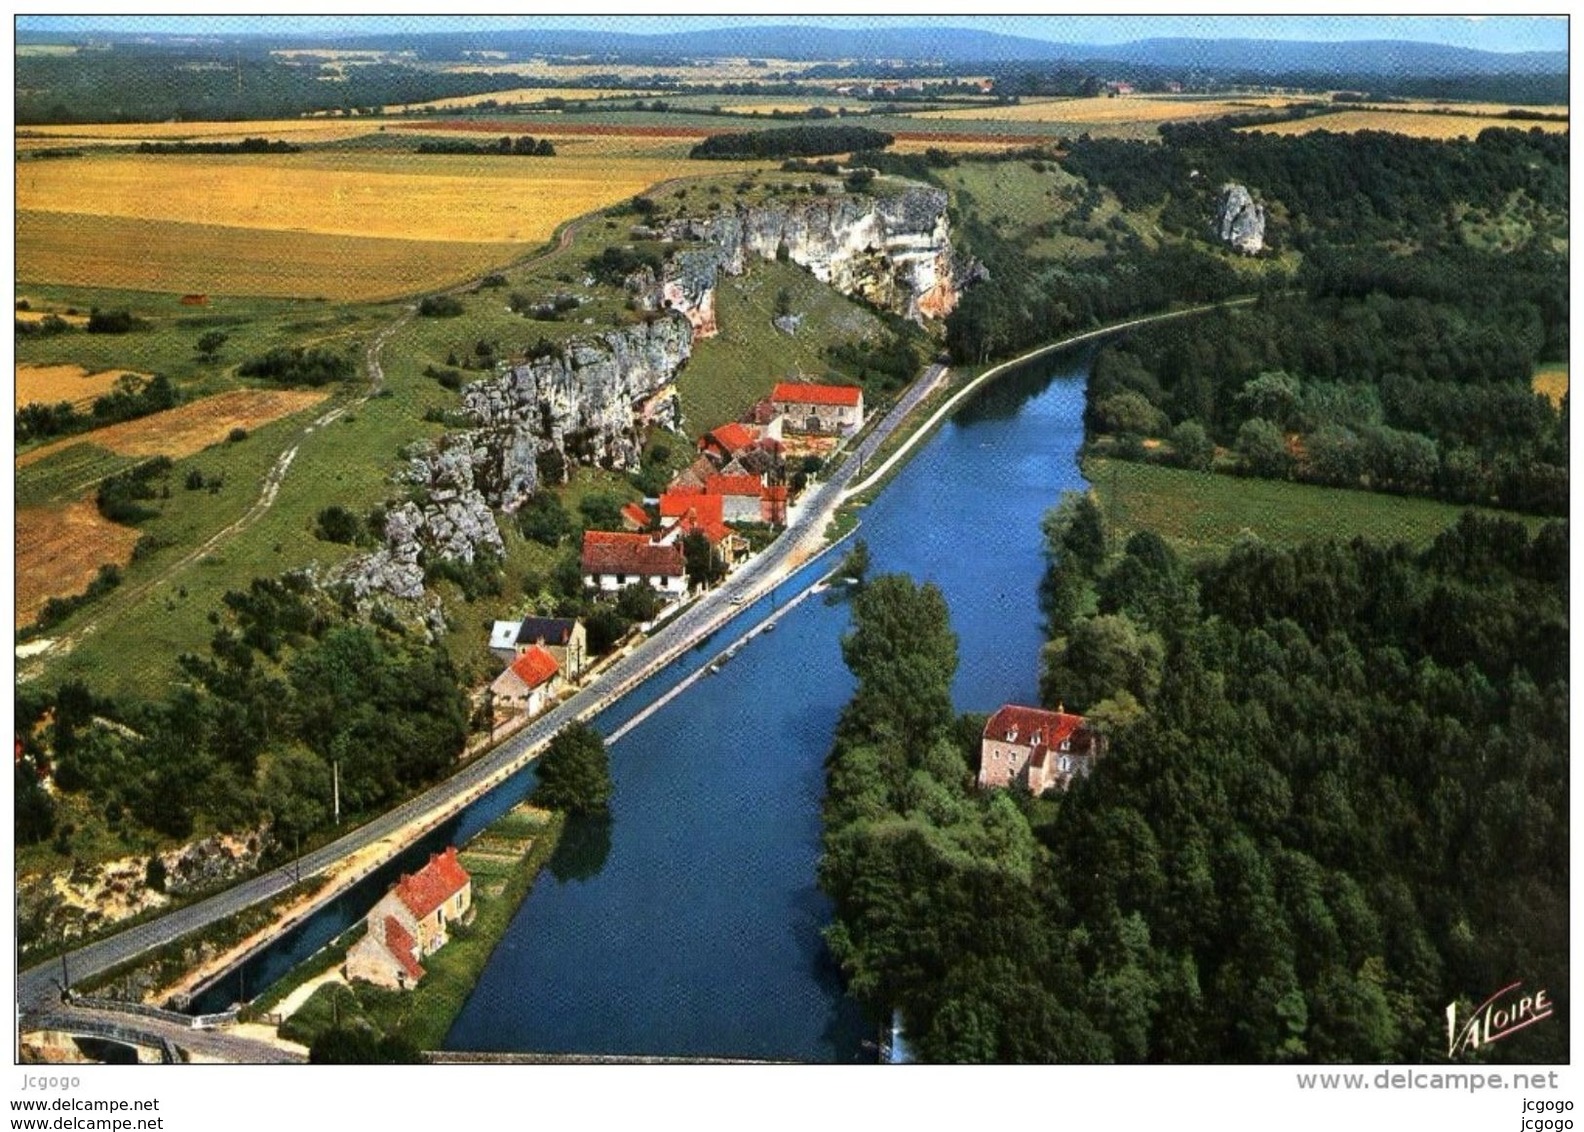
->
[1087,457,1547,559]
[677,257,886,438]
[273,806,565,1052]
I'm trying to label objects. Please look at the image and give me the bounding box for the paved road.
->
[14,361,948,1024]
[24,1008,304,1064]
[18,299,1241,1021]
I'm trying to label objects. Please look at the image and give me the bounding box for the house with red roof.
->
[697,422,757,464]
[489,644,562,716]
[620,502,652,532]
[581,530,688,597]
[979,704,1105,795]
[771,381,865,436]
[345,846,473,990]
[704,473,766,523]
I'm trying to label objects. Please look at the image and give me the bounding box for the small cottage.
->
[490,645,562,716]
[345,847,472,990]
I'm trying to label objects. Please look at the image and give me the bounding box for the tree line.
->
[17,373,179,445]
[414,135,555,156]
[15,571,469,874]
[689,125,894,160]
[818,501,1567,1062]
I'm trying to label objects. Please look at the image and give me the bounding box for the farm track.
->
[17,185,635,669]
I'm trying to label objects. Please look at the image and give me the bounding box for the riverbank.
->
[275,804,564,1052]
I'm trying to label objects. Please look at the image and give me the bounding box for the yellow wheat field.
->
[15,147,732,298]
[912,96,1302,123]
[1243,111,1570,139]
[16,364,148,411]
[1343,100,1569,118]
[16,118,392,149]
[16,495,144,626]
[16,210,524,302]
[16,152,715,243]
[13,309,90,328]
[17,389,332,468]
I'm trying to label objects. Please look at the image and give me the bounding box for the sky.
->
[13,14,1570,54]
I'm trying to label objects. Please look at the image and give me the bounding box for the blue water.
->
[198,346,1092,1057]
[442,346,1093,1059]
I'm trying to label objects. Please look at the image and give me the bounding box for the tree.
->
[1041,492,1106,578]
[14,763,55,845]
[195,330,228,360]
[1169,420,1215,471]
[1040,612,1164,712]
[1094,391,1168,437]
[517,492,572,547]
[682,531,724,589]
[309,1027,422,1064]
[577,493,625,532]
[839,538,870,584]
[533,721,613,815]
[615,582,661,624]
[314,505,363,545]
[1235,418,1293,479]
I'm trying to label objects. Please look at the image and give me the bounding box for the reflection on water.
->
[548,812,613,884]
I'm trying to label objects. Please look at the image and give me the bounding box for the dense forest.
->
[820,505,1567,1062]
[1086,248,1568,515]
[15,573,469,902]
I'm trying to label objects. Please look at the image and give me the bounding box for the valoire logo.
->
[1446,981,1554,1057]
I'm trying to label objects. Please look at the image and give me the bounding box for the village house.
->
[978,704,1105,795]
[514,616,587,679]
[345,846,472,990]
[620,501,652,531]
[581,530,688,597]
[771,381,865,436]
[704,473,766,523]
[490,644,562,716]
[657,491,748,567]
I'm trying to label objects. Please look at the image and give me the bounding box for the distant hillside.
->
[20,24,1568,77]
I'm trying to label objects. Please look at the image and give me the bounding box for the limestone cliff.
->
[635,182,977,329]
[462,313,691,511]
[338,431,506,602]
[1214,183,1267,255]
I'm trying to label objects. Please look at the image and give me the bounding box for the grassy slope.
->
[678,258,887,439]
[1087,456,1547,559]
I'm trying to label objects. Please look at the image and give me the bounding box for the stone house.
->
[978,704,1104,795]
[490,645,562,716]
[581,530,688,597]
[345,847,472,990]
[771,381,865,436]
[705,473,767,523]
[514,616,588,679]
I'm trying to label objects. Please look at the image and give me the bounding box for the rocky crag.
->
[340,183,979,602]
[1214,183,1267,255]
[338,431,507,602]
[631,183,981,333]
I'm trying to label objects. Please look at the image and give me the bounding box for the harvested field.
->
[1244,110,1570,139]
[16,363,148,410]
[16,211,523,302]
[387,86,657,112]
[16,118,389,148]
[17,152,697,243]
[1534,363,1568,408]
[16,495,142,625]
[911,96,1302,123]
[17,389,331,467]
[13,309,89,328]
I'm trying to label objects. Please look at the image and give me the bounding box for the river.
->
[192,343,1093,1061]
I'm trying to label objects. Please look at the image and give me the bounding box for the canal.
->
[196,343,1093,1061]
